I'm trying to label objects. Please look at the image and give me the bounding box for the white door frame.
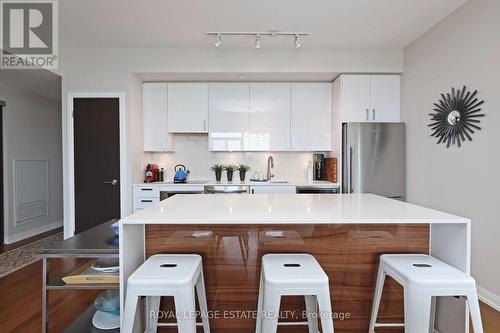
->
[65,93,127,238]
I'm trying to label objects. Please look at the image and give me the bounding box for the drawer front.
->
[134,197,160,212]
[134,186,160,198]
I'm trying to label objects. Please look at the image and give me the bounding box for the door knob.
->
[104,179,118,186]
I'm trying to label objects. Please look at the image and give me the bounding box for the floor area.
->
[0,232,498,332]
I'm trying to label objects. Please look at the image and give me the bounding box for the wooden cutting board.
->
[324,157,337,183]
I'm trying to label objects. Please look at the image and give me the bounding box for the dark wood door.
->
[0,102,4,244]
[73,98,120,234]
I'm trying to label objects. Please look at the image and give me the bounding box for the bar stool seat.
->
[256,253,335,333]
[369,254,483,333]
[122,254,210,333]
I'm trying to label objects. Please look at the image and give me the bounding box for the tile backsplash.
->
[137,134,332,183]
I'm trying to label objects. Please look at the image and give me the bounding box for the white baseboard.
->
[3,220,63,244]
[477,285,500,312]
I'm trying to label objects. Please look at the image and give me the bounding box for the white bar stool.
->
[368,254,483,333]
[122,254,210,333]
[256,253,335,333]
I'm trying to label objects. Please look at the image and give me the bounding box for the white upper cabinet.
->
[369,75,401,122]
[291,83,332,151]
[249,83,291,151]
[338,74,400,122]
[340,75,371,122]
[142,83,173,152]
[209,83,250,151]
[167,83,209,133]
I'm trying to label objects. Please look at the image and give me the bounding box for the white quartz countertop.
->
[120,193,468,225]
[133,180,339,187]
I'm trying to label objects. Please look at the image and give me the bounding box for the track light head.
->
[295,34,301,48]
[255,34,261,49]
[214,34,222,48]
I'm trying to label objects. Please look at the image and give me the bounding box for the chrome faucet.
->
[266,156,274,181]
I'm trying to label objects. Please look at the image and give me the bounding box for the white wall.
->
[0,79,63,243]
[59,47,404,226]
[402,0,500,309]
[143,135,318,182]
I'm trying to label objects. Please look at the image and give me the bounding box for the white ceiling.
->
[60,0,467,49]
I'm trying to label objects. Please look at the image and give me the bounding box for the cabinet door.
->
[249,83,291,151]
[340,75,371,122]
[370,75,401,122]
[250,185,296,194]
[143,83,173,151]
[167,83,209,133]
[209,83,250,151]
[291,83,332,151]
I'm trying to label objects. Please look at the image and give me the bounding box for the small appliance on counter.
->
[313,153,325,180]
[173,164,190,183]
[144,163,159,183]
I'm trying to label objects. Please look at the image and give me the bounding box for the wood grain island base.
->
[145,224,429,332]
[120,194,471,333]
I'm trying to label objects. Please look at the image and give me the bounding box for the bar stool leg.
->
[466,290,484,333]
[196,271,211,333]
[122,289,139,333]
[429,296,437,333]
[368,266,386,333]
[255,271,265,333]
[304,295,319,333]
[174,288,197,333]
[404,287,432,333]
[261,287,281,333]
[317,291,335,333]
[146,296,161,333]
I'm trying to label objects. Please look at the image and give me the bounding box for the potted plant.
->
[210,164,224,182]
[223,164,237,182]
[237,164,251,181]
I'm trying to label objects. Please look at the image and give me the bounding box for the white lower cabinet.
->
[250,185,296,194]
[133,197,160,212]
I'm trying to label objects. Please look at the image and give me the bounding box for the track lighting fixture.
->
[255,34,261,49]
[206,31,308,49]
[295,34,301,48]
[214,33,222,48]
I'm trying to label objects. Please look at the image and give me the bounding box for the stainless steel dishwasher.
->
[204,185,250,194]
[296,186,340,194]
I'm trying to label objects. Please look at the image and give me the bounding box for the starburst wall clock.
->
[428,86,485,148]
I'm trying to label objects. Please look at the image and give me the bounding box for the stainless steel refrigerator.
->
[342,123,405,200]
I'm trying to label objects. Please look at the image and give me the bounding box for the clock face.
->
[429,86,485,148]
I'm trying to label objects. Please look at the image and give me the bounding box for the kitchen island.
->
[119,194,470,333]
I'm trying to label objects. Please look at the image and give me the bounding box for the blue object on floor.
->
[94,289,120,315]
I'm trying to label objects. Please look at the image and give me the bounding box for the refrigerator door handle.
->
[349,147,354,193]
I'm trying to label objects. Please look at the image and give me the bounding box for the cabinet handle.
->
[203,120,207,131]
[292,138,296,149]
[141,188,153,191]
[366,109,369,121]
[251,189,255,194]
[162,139,167,150]
[141,199,153,203]
[286,137,290,149]
[372,109,376,121]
